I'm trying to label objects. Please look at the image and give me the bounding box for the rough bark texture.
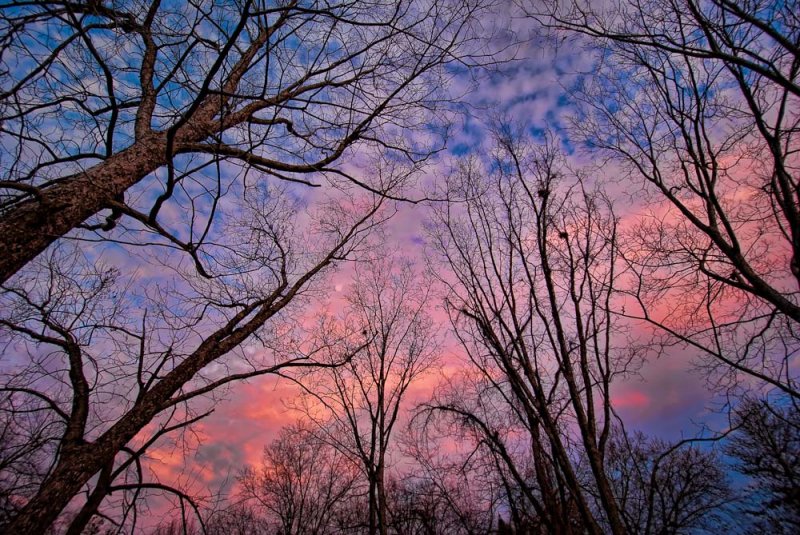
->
[5,254,315,531]
[0,134,167,284]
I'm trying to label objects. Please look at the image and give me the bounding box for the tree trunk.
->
[368,473,378,535]
[7,328,240,531]
[376,459,388,535]
[7,445,114,534]
[65,460,113,535]
[0,133,168,285]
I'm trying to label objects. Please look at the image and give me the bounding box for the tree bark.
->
[0,134,176,285]
[377,457,388,535]
[6,290,287,531]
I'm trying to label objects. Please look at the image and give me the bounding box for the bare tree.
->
[402,405,508,535]
[204,503,270,535]
[0,183,386,533]
[417,366,589,534]
[0,0,490,284]
[604,429,732,534]
[147,518,200,535]
[290,257,440,535]
[421,126,736,534]
[725,397,800,533]
[385,476,495,535]
[529,0,800,399]
[0,392,60,528]
[238,421,360,534]
[425,127,634,534]
[0,0,492,530]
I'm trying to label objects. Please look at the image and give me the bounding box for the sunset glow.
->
[1,1,798,533]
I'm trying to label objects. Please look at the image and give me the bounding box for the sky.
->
[146,22,729,511]
[5,2,784,529]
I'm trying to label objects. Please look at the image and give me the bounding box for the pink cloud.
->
[613,390,650,409]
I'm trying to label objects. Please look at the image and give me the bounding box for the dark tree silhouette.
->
[0,187,385,533]
[0,0,488,284]
[204,504,270,535]
[605,429,732,534]
[425,127,633,534]
[530,0,800,399]
[239,421,360,534]
[726,398,800,533]
[291,257,440,535]
[0,0,491,531]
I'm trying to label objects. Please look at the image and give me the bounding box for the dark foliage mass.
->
[0,0,798,533]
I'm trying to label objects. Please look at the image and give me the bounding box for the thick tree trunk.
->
[65,461,113,535]
[0,134,167,285]
[8,420,157,533]
[7,445,116,534]
[0,107,225,285]
[6,314,260,532]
